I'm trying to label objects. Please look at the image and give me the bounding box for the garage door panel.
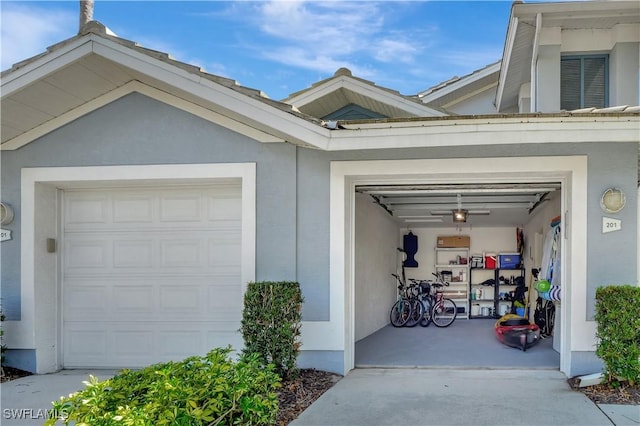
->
[66,329,108,358]
[113,196,154,223]
[64,284,110,316]
[112,285,155,313]
[207,331,243,352]
[208,196,242,223]
[112,331,154,357]
[65,240,109,269]
[113,240,154,268]
[159,285,202,311]
[63,185,243,368]
[65,195,109,225]
[160,194,202,222]
[160,239,203,268]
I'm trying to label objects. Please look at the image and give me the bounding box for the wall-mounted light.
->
[452,209,468,223]
[0,202,14,226]
[600,187,626,213]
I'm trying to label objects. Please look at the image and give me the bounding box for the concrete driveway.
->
[291,369,638,426]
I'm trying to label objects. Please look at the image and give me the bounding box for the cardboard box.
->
[436,235,470,248]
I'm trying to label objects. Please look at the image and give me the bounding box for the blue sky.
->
[1,1,517,100]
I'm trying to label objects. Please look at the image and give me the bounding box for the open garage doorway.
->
[329,156,589,375]
[353,182,562,369]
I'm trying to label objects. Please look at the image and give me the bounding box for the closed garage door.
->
[62,183,243,368]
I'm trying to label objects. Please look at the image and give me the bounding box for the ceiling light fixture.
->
[452,194,468,223]
[452,209,468,223]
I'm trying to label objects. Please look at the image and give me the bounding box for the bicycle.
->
[425,272,458,327]
[389,273,413,327]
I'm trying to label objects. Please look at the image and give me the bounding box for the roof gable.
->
[1,21,330,150]
[282,68,446,119]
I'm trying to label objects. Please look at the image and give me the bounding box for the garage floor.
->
[355,319,559,369]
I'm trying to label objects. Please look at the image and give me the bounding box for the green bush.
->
[594,285,640,386]
[241,281,303,380]
[44,347,280,426]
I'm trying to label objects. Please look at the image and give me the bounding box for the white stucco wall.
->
[354,193,398,341]
[610,42,640,107]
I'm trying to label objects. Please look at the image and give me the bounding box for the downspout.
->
[530,13,542,113]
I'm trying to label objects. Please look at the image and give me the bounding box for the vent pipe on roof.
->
[79,0,94,32]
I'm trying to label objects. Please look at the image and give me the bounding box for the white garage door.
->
[62,183,243,368]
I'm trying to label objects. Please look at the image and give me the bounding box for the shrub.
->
[241,281,303,379]
[44,347,280,426]
[594,285,640,386]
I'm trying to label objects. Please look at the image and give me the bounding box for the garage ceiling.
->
[356,182,562,228]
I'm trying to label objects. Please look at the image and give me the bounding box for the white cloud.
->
[246,1,429,77]
[0,4,76,71]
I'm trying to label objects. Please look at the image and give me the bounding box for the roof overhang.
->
[283,69,445,119]
[325,113,640,151]
[418,61,501,109]
[1,26,331,150]
[495,1,640,112]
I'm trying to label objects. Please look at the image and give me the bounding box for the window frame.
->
[560,54,609,110]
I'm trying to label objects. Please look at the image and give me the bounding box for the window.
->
[561,55,608,110]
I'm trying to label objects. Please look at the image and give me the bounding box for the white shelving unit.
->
[435,247,470,319]
[469,268,497,318]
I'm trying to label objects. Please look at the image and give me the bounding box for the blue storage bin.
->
[499,253,521,269]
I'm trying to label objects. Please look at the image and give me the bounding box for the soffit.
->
[1,22,328,150]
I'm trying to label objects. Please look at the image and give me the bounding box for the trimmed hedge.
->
[595,285,640,386]
[45,347,280,426]
[241,281,303,380]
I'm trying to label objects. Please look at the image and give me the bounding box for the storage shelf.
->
[469,263,526,320]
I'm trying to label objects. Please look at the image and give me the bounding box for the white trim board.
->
[323,156,589,376]
[13,163,256,373]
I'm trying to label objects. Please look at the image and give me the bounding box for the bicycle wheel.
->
[390,299,412,327]
[431,298,457,327]
[419,298,432,327]
[405,299,423,327]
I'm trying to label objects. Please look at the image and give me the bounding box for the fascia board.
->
[1,81,286,150]
[513,1,639,20]
[285,77,348,105]
[90,38,330,149]
[420,62,501,104]
[495,15,519,112]
[326,117,640,151]
[1,38,94,97]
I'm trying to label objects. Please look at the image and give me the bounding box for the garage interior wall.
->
[354,193,398,341]
[523,190,562,352]
[399,227,519,283]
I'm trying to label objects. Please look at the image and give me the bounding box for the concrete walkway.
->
[1,368,638,425]
[291,369,639,426]
[1,370,117,425]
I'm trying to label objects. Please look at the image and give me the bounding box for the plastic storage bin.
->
[484,253,497,269]
[499,253,521,269]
